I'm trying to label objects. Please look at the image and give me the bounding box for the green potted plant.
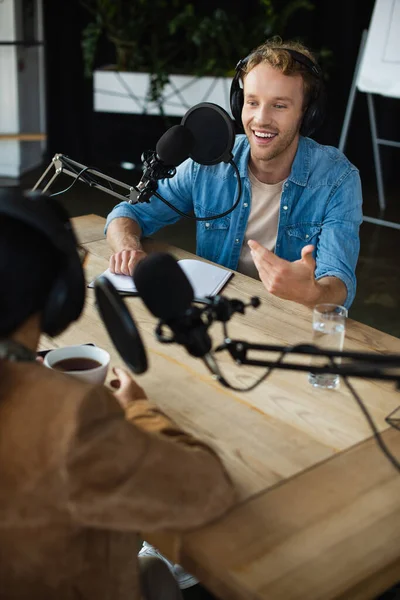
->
[80,0,316,117]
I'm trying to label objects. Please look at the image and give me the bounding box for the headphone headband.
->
[235,47,322,79]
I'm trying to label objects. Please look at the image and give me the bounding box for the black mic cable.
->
[152,160,242,222]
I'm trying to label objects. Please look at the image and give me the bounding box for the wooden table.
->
[43,215,400,600]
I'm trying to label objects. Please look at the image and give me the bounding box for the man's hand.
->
[109,249,147,276]
[110,366,147,409]
[248,239,319,306]
[106,218,146,276]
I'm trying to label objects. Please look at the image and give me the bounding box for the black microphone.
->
[134,252,213,358]
[135,125,194,203]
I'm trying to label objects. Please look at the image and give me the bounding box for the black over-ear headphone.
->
[230,48,325,137]
[0,190,86,337]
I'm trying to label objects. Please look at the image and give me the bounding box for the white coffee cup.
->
[44,344,110,385]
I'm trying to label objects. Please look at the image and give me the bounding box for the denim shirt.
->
[105,135,363,308]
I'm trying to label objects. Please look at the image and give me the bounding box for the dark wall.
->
[287,0,399,188]
[43,0,92,161]
[43,0,398,187]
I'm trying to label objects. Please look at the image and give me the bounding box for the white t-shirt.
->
[237,168,285,279]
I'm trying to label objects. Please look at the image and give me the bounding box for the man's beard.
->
[249,120,301,163]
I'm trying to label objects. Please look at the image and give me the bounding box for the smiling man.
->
[105,38,363,310]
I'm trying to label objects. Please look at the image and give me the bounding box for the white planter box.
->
[94,70,233,117]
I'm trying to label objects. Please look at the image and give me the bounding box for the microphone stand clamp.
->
[136,151,177,203]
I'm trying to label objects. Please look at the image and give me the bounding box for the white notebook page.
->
[89,259,233,298]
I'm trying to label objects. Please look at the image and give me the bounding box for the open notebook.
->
[88,259,233,298]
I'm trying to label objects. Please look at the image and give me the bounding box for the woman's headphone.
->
[230,47,325,137]
[0,190,86,337]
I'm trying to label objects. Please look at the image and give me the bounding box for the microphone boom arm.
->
[217,339,400,384]
[32,154,139,204]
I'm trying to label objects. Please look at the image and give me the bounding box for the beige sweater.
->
[0,361,235,599]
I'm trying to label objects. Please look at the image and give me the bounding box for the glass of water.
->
[308,303,348,389]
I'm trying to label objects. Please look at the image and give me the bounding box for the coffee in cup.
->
[52,357,102,372]
[44,344,110,384]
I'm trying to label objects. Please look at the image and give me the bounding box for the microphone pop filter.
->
[134,253,194,321]
[156,125,194,166]
[94,277,148,374]
[181,102,235,165]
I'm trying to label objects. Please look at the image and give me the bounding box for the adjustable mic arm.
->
[32,154,139,203]
[216,339,400,385]
[194,296,400,385]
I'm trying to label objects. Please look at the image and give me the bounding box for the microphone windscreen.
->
[134,253,194,320]
[181,102,235,165]
[156,125,194,166]
[95,277,148,374]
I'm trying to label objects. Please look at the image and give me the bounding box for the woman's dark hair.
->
[0,215,63,337]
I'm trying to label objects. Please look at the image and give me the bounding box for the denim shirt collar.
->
[237,139,251,179]
[236,135,311,187]
[287,136,311,187]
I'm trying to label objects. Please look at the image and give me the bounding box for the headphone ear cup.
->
[41,276,70,337]
[300,100,324,137]
[300,81,326,137]
[231,88,243,125]
[300,105,314,137]
[41,245,86,337]
[230,73,245,129]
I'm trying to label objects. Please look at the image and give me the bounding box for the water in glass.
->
[308,319,345,389]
